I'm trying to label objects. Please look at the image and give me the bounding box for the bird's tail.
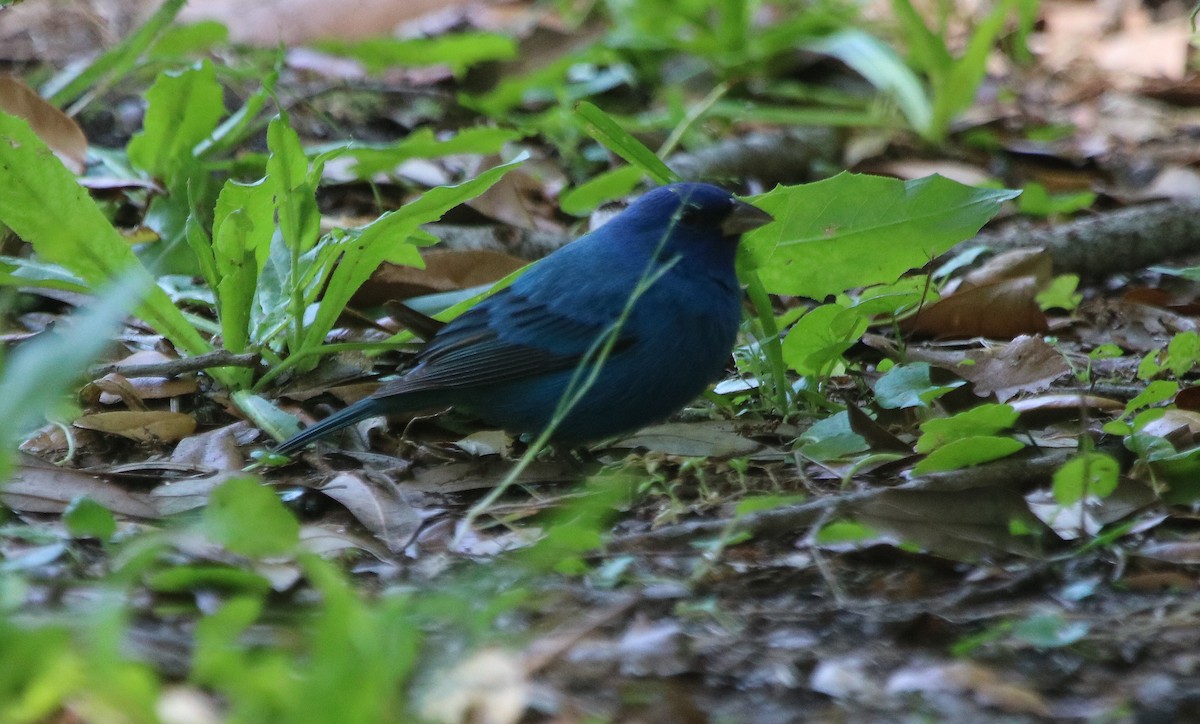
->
[273,396,386,456]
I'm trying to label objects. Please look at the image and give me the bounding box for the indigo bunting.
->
[274,183,772,454]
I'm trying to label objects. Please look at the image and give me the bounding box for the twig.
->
[90,350,261,379]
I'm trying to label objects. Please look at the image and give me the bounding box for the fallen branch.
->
[974,199,1200,278]
[606,449,1073,550]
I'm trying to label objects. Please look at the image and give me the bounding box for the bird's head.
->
[613,183,773,271]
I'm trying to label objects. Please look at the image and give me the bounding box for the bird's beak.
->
[721,200,774,236]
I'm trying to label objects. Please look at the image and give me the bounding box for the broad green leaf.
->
[127,61,225,181]
[147,566,272,594]
[781,304,868,376]
[913,436,1025,474]
[1123,380,1178,418]
[815,519,878,545]
[1052,453,1119,504]
[874,362,964,409]
[917,404,1019,453]
[63,497,117,541]
[202,477,299,557]
[575,101,678,185]
[742,174,1019,299]
[798,411,869,461]
[316,33,517,75]
[1018,182,1096,218]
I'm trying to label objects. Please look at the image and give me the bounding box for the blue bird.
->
[274,183,772,454]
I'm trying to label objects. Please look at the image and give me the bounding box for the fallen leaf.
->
[320,472,424,552]
[887,660,1050,717]
[904,275,1049,338]
[907,335,1072,402]
[3,453,157,517]
[74,411,197,443]
[352,249,528,306]
[608,421,765,457]
[0,75,87,172]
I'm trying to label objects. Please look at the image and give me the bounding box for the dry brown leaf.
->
[319,472,424,552]
[608,421,765,457]
[169,423,250,472]
[839,487,1048,559]
[904,276,1049,339]
[958,248,1053,290]
[2,453,158,517]
[149,471,244,516]
[0,75,87,172]
[352,249,528,306]
[887,661,1050,717]
[74,411,197,443]
[0,0,158,62]
[1009,394,1124,416]
[908,335,1071,402]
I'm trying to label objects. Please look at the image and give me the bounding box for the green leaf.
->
[1123,380,1179,418]
[1018,182,1096,218]
[202,477,300,557]
[42,0,187,107]
[63,497,117,541]
[316,33,517,76]
[742,174,1019,299]
[559,166,644,216]
[734,494,807,517]
[574,101,679,185]
[1165,331,1200,377]
[1036,274,1082,312]
[781,304,868,377]
[874,362,964,409]
[147,565,272,594]
[798,411,869,461]
[913,436,1025,474]
[806,30,932,135]
[127,60,226,181]
[1012,612,1089,648]
[917,404,1019,453]
[0,276,145,463]
[815,519,878,545]
[335,127,523,179]
[0,111,215,364]
[932,0,1013,139]
[1052,453,1120,504]
[300,156,525,352]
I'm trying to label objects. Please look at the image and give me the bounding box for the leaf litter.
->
[6,0,1200,720]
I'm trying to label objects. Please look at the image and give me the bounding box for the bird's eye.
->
[677,204,701,225]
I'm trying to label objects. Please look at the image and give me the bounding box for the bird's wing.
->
[371,285,636,397]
